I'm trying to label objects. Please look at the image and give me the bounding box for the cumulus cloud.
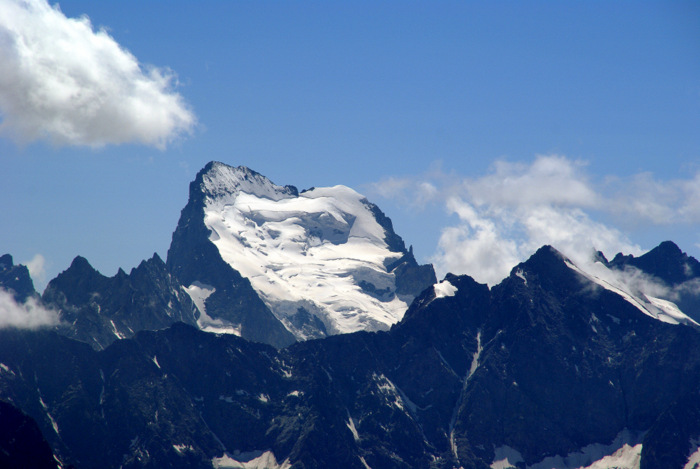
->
[372,155,682,285]
[0,0,195,148]
[463,156,601,209]
[0,288,59,329]
[435,197,521,285]
[431,193,641,286]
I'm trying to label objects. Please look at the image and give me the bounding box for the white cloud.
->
[0,288,59,329]
[368,176,441,209]
[23,253,46,286]
[679,172,700,222]
[370,155,700,286]
[464,156,600,209]
[0,0,195,148]
[431,194,640,286]
[607,171,700,225]
[428,156,640,284]
[433,197,520,285]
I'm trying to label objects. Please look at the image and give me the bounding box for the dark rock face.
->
[640,388,700,469]
[609,240,700,285]
[42,254,199,350]
[389,247,438,298]
[0,254,37,303]
[1,243,699,468]
[0,400,57,469]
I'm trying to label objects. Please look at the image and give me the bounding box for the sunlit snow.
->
[109,319,126,339]
[183,282,242,335]
[515,269,528,285]
[39,394,59,435]
[565,260,699,327]
[173,444,194,455]
[685,438,700,469]
[491,429,644,469]
[346,415,360,441]
[201,164,411,338]
[434,279,457,298]
[212,450,291,469]
[491,446,524,469]
[528,429,644,469]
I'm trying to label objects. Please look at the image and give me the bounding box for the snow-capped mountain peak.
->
[173,161,436,341]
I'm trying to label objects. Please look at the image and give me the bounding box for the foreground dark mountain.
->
[0,400,58,469]
[1,243,700,468]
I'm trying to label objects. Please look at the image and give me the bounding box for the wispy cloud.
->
[0,288,59,329]
[23,253,46,288]
[369,155,699,286]
[0,0,195,148]
[606,171,700,226]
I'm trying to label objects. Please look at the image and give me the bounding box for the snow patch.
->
[373,373,416,415]
[685,438,700,469]
[183,282,242,335]
[173,444,194,455]
[359,455,372,469]
[491,446,524,469]
[109,319,126,339]
[212,450,291,469]
[468,331,482,380]
[451,331,483,459]
[529,428,644,469]
[492,431,643,469]
[434,279,458,299]
[39,395,59,435]
[346,414,360,441]
[183,281,214,316]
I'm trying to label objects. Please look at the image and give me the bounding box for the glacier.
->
[199,162,421,339]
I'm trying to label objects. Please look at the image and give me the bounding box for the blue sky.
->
[1,0,699,289]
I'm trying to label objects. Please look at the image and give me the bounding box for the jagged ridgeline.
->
[1,243,700,467]
[2,161,700,468]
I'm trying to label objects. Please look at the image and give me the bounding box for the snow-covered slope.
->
[197,162,431,339]
[565,258,699,327]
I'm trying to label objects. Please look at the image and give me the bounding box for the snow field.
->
[201,164,411,338]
